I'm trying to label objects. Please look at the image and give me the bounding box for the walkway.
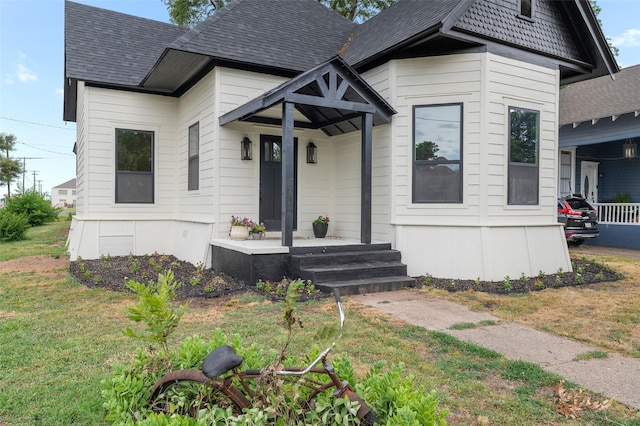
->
[351,290,640,411]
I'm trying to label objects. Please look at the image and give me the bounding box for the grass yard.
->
[1,222,639,425]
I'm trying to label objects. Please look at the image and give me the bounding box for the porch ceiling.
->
[219,56,396,136]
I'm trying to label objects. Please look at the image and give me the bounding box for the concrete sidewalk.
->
[350,290,640,411]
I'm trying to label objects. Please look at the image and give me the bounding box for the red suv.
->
[557,196,599,246]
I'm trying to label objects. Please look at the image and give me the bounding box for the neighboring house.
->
[51,178,77,208]
[64,0,616,284]
[559,64,640,249]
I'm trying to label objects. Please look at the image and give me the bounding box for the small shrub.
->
[124,270,189,357]
[0,209,29,242]
[356,361,448,425]
[503,276,512,291]
[4,189,60,227]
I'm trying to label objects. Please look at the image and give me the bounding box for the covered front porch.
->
[213,57,413,293]
[559,117,640,249]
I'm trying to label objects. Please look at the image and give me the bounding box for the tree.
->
[0,133,23,199]
[162,0,396,27]
[590,0,619,57]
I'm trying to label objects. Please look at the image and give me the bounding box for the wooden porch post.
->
[281,101,295,247]
[361,112,373,244]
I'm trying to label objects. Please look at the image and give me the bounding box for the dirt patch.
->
[0,255,69,275]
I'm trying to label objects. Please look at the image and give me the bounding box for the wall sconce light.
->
[241,136,252,160]
[306,141,317,164]
[623,138,637,159]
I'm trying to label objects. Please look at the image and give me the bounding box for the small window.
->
[412,103,463,203]
[188,122,199,191]
[116,129,154,203]
[72,190,76,195]
[59,189,68,195]
[519,0,533,19]
[508,107,539,205]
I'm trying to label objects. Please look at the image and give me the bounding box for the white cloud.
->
[55,88,64,98]
[612,28,640,47]
[16,63,37,83]
[4,52,38,84]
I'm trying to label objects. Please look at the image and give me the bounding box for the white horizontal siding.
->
[391,54,483,225]
[176,72,217,222]
[485,54,558,223]
[83,86,178,219]
[362,63,393,243]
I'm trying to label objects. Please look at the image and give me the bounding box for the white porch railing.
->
[592,203,640,225]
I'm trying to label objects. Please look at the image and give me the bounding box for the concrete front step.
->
[315,276,416,295]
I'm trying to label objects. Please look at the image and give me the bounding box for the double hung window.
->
[508,107,539,205]
[412,103,463,203]
[116,129,154,203]
[188,123,199,191]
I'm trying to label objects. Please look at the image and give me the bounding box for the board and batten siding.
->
[388,53,570,280]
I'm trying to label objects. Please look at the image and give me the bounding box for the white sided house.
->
[64,0,617,292]
[51,178,77,208]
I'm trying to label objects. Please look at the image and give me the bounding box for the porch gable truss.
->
[219,56,395,137]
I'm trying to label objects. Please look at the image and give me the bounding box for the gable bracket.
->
[285,93,377,114]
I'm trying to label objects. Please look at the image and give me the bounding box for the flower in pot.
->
[312,215,330,238]
[229,216,251,240]
[249,221,266,239]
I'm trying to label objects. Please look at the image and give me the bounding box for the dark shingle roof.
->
[64,0,617,107]
[456,0,584,62]
[65,1,188,85]
[171,0,356,72]
[343,0,462,66]
[560,64,640,126]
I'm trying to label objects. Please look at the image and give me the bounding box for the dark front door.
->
[260,135,297,231]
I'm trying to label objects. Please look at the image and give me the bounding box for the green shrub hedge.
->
[0,209,29,242]
[4,189,60,227]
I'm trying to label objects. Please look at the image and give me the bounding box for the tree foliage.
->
[163,0,396,27]
[0,133,23,199]
[590,0,619,57]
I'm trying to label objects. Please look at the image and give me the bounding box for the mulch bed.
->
[68,253,326,301]
[69,254,622,299]
[416,258,622,293]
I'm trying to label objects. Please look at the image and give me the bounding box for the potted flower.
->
[249,221,266,239]
[312,215,330,238]
[229,216,250,240]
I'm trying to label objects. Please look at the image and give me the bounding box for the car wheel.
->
[568,240,585,247]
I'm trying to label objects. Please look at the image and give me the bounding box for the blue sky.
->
[1,0,639,197]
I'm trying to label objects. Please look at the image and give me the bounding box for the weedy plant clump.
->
[103,273,449,425]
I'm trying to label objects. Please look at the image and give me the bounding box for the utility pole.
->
[32,170,37,191]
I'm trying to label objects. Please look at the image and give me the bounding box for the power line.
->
[0,116,76,131]
[17,141,74,156]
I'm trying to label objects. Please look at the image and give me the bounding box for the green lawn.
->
[1,222,638,425]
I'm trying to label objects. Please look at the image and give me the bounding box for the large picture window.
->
[508,107,539,205]
[116,129,154,203]
[413,103,463,203]
[188,122,199,191]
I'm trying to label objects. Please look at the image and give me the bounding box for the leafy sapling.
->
[124,270,189,358]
